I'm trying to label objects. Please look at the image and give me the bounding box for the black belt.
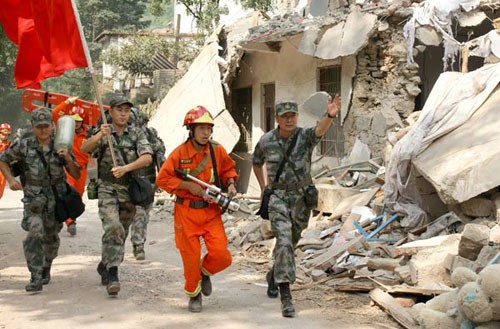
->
[270,177,312,191]
[175,197,209,209]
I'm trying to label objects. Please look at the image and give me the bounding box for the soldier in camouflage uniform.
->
[81,97,152,296]
[0,107,81,293]
[252,95,340,317]
[130,111,166,260]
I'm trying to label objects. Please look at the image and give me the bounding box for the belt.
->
[270,177,312,191]
[175,197,209,209]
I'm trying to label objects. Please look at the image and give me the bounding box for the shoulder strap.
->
[274,130,299,183]
[208,141,221,188]
[35,147,60,197]
[113,134,129,165]
[190,154,210,177]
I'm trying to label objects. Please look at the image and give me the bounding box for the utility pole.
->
[173,0,180,69]
[174,14,181,69]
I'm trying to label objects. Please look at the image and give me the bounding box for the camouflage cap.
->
[275,100,298,116]
[31,107,52,126]
[109,96,133,108]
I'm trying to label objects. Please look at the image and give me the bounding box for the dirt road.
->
[0,188,397,329]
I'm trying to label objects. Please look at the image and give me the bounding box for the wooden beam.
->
[369,288,418,329]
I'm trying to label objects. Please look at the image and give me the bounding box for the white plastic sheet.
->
[384,63,500,229]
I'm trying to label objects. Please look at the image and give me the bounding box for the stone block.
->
[460,197,494,217]
[459,223,490,260]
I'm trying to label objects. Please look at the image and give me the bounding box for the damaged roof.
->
[240,8,378,60]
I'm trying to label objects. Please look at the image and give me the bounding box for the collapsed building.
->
[151,0,499,224]
[150,1,500,327]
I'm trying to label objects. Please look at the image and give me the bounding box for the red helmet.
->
[70,106,84,121]
[0,123,12,133]
[183,106,214,127]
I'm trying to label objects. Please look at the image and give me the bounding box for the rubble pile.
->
[221,150,500,328]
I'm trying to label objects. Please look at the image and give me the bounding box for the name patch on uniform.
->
[180,159,193,164]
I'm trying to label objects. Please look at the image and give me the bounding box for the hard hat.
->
[70,106,84,122]
[183,106,214,127]
[0,123,12,133]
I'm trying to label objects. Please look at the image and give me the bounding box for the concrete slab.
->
[150,42,240,156]
[457,11,488,27]
[316,184,361,213]
[415,26,442,46]
[348,138,371,165]
[413,85,500,204]
[302,91,329,117]
[309,0,329,17]
[340,56,356,125]
[315,9,377,60]
[298,26,320,56]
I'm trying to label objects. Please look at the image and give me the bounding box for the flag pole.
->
[70,0,117,167]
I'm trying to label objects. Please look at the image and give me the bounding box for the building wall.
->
[232,34,339,151]
[276,0,300,15]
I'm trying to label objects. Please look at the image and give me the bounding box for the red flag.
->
[0,0,88,89]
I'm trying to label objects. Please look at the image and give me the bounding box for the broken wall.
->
[346,19,419,160]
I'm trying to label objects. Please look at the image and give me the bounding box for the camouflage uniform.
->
[0,108,78,281]
[130,122,166,256]
[89,124,152,268]
[252,104,321,285]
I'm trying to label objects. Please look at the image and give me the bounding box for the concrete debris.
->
[315,8,377,60]
[385,63,500,230]
[297,26,320,56]
[200,152,500,329]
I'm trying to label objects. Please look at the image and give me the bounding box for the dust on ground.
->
[0,189,399,329]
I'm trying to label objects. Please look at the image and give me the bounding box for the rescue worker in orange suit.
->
[156,106,238,313]
[52,97,90,236]
[0,123,12,199]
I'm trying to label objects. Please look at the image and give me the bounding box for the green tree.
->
[101,36,198,77]
[76,0,150,42]
[150,0,275,35]
[240,0,273,12]
[0,26,26,130]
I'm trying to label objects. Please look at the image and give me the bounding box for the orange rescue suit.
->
[52,102,89,196]
[156,139,238,296]
[0,140,11,199]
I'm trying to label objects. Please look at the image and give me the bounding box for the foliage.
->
[0,26,25,130]
[150,0,227,34]
[41,69,94,103]
[240,0,273,12]
[101,36,198,78]
[143,3,174,30]
[150,0,273,36]
[76,0,150,42]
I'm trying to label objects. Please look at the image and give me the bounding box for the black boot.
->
[266,267,278,298]
[133,245,145,261]
[41,266,51,285]
[188,293,202,313]
[279,283,296,318]
[97,261,109,286]
[25,271,43,292]
[201,273,212,296]
[106,266,120,296]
